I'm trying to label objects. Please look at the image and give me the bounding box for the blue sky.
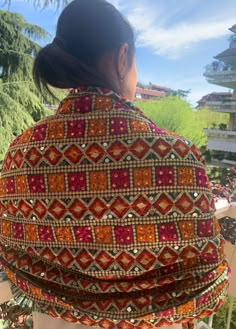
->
[2,0,236,105]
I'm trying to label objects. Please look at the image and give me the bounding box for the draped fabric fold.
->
[0,87,229,328]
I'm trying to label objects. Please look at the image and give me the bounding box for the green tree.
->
[135,96,228,148]
[0,10,56,161]
[3,0,70,9]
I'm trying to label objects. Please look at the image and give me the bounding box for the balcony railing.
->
[204,128,236,152]
[206,99,236,112]
[204,69,236,83]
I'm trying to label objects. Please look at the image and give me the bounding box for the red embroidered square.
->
[177,167,194,186]
[179,221,195,240]
[156,167,174,186]
[158,222,178,242]
[88,119,106,137]
[136,224,155,243]
[6,177,15,194]
[48,173,65,193]
[196,168,208,187]
[74,226,93,243]
[12,223,24,239]
[110,118,128,135]
[89,171,108,191]
[115,225,133,244]
[133,168,152,188]
[17,278,28,293]
[28,174,45,193]
[74,95,92,113]
[67,119,85,138]
[94,226,112,244]
[111,169,130,189]
[38,225,55,242]
[31,124,47,142]
[197,219,213,237]
[68,172,86,192]
[48,121,65,139]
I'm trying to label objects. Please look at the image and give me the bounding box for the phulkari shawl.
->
[0,87,229,328]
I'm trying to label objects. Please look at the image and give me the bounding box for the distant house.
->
[197,92,232,108]
[135,83,171,101]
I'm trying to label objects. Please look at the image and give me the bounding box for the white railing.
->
[204,69,236,83]
[206,100,236,112]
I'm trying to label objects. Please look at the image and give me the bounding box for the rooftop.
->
[136,87,165,97]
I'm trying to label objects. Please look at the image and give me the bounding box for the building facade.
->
[204,24,236,157]
[135,83,171,101]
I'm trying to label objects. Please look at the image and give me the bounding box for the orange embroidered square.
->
[58,99,74,114]
[48,173,65,193]
[88,119,106,136]
[2,220,11,237]
[133,168,152,188]
[16,176,28,194]
[48,121,65,139]
[177,167,194,186]
[136,224,155,243]
[130,120,149,133]
[0,178,6,196]
[55,227,73,242]
[5,268,16,284]
[25,224,38,241]
[94,96,113,111]
[89,171,108,191]
[179,221,195,240]
[177,301,194,314]
[94,226,112,244]
[30,285,44,299]
[20,128,33,144]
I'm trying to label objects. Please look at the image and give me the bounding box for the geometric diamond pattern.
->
[90,199,107,219]
[58,248,74,267]
[132,196,151,216]
[111,198,129,217]
[130,139,149,158]
[153,139,171,157]
[48,200,66,220]
[176,194,193,214]
[70,200,87,218]
[65,145,83,164]
[108,141,127,161]
[154,195,173,214]
[174,140,189,157]
[158,247,178,265]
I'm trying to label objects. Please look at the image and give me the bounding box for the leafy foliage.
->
[3,0,71,10]
[0,10,61,161]
[202,298,236,329]
[136,96,228,148]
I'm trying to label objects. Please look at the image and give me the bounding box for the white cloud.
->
[108,0,122,10]
[126,2,235,58]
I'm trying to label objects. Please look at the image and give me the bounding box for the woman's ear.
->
[117,43,129,80]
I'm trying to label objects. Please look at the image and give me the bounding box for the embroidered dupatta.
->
[0,87,229,328]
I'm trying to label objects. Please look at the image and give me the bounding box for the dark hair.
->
[33,0,135,95]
